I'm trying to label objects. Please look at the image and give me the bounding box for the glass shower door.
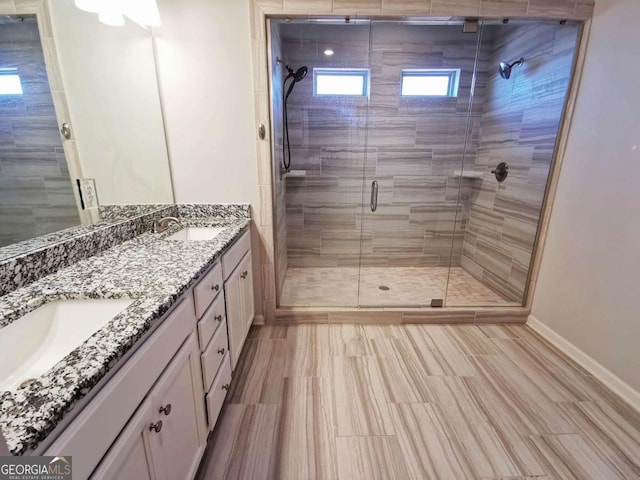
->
[273,19,372,307]
[445,20,581,307]
[357,21,481,307]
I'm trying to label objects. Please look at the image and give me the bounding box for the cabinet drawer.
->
[193,262,223,319]
[197,294,225,351]
[205,354,231,431]
[201,318,229,392]
[222,230,250,280]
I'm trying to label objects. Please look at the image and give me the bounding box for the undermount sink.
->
[0,298,134,391]
[165,227,225,241]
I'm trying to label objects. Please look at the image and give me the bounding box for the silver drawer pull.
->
[214,314,222,322]
[149,420,163,433]
[218,348,226,355]
[211,284,220,291]
[222,384,230,391]
[159,404,172,416]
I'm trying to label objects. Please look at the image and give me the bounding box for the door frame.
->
[250,0,594,324]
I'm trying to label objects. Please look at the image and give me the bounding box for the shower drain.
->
[378,285,390,291]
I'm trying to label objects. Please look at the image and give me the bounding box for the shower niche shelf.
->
[283,170,308,178]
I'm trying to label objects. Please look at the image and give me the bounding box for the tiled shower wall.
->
[0,19,79,247]
[461,24,579,302]
[281,23,492,268]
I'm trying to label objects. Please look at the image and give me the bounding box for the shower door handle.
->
[370,181,379,212]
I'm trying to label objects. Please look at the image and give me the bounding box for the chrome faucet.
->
[153,217,180,233]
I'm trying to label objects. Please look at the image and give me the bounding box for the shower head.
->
[286,65,308,83]
[283,64,308,102]
[499,57,524,80]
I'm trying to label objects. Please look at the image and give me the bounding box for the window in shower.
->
[0,68,23,95]
[400,69,460,97]
[313,68,369,96]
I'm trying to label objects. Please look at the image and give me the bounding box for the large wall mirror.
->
[0,0,173,250]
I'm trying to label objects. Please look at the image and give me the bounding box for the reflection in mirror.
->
[50,1,173,206]
[0,0,174,256]
[0,15,80,248]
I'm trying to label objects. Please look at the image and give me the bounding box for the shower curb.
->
[273,307,529,325]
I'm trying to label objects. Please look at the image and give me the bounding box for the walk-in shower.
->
[269,18,580,309]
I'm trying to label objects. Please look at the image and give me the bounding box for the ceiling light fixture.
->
[324,49,334,56]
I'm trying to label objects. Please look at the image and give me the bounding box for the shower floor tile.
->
[280,266,516,307]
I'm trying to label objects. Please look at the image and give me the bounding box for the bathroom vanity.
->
[0,206,255,479]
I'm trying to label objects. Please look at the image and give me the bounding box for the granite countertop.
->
[0,217,250,455]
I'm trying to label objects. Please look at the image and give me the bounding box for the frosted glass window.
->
[314,68,368,96]
[401,69,460,97]
[0,73,23,95]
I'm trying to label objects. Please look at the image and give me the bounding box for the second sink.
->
[165,227,225,241]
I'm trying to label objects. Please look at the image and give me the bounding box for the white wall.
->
[531,0,640,391]
[153,0,258,207]
[153,0,262,316]
[50,0,173,205]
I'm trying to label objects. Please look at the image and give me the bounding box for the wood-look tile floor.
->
[280,267,517,307]
[196,323,640,480]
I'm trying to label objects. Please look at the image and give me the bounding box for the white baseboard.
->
[527,315,640,413]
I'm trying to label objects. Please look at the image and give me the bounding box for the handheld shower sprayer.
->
[277,57,308,173]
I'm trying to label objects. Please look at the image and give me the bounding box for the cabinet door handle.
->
[214,314,222,322]
[222,384,230,391]
[159,404,172,416]
[149,420,163,433]
[240,271,248,279]
[211,284,220,291]
[218,348,226,355]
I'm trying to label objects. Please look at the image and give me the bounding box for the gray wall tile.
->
[461,23,579,303]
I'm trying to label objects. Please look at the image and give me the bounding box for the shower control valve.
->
[492,162,509,183]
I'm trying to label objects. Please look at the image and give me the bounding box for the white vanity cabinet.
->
[191,256,231,434]
[44,297,208,480]
[38,228,255,479]
[191,229,254,430]
[224,250,254,369]
[92,332,204,480]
